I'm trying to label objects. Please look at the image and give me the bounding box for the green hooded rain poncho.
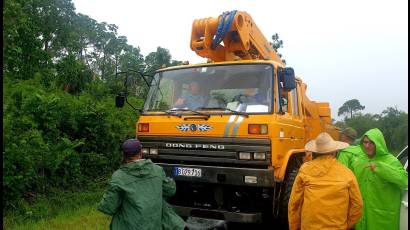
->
[97,159,185,230]
[346,128,408,230]
[337,144,362,170]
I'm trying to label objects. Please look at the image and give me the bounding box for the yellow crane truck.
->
[117,10,339,224]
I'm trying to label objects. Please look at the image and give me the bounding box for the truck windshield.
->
[143,64,273,114]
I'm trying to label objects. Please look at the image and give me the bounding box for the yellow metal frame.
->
[190,11,284,64]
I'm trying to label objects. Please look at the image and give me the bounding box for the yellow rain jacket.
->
[288,156,363,230]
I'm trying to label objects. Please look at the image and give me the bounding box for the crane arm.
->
[190,11,284,64]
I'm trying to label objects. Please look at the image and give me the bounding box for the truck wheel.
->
[278,157,302,226]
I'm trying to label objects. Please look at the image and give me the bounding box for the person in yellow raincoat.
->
[288,132,363,230]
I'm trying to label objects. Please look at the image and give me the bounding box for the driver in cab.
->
[233,88,265,104]
[174,81,206,109]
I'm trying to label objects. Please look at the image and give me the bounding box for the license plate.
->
[173,167,202,177]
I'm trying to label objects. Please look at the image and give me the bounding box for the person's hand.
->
[366,163,377,171]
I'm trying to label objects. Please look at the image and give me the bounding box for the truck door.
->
[274,73,295,155]
[288,85,305,149]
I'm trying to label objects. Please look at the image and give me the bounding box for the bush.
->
[4,79,139,211]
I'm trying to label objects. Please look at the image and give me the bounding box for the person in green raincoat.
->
[349,128,408,230]
[337,127,361,170]
[97,139,185,230]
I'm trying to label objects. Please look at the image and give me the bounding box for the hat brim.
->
[305,140,349,154]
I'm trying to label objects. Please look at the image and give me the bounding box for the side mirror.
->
[115,93,125,108]
[279,67,296,91]
[115,70,152,111]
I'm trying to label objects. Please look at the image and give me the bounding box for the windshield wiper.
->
[197,107,249,118]
[143,110,182,117]
[167,108,210,118]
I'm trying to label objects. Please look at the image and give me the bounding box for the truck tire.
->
[278,156,303,226]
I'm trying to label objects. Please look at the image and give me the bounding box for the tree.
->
[378,107,408,152]
[270,33,286,65]
[3,0,47,79]
[56,54,92,94]
[336,107,408,153]
[118,44,144,73]
[92,22,119,80]
[338,99,365,119]
[344,113,380,137]
[72,13,99,64]
[34,0,77,61]
[144,47,172,74]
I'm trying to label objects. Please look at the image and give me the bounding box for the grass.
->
[4,188,111,230]
[5,206,111,230]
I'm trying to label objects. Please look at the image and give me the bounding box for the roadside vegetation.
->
[4,186,110,229]
[4,0,179,228]
[336,99,408,154]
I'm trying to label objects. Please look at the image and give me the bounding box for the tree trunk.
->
[115,55,118,75]
[102,52,106,79]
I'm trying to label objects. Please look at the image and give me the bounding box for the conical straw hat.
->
[305,132,349,154]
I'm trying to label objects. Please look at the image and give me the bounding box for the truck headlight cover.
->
[142,148,150,155]
[239,152,251,160]
[244,176,257,184]
[253,152,266,160]
[149,148,158,155]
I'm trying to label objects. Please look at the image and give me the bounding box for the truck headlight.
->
[253,152,266,160]
[244,176,257,184]
[142,148,150,155]
[149,148,158,155]
[239,152,251,160]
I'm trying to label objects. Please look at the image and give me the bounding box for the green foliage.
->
[145,46,172,74]
[344,113,380,137]
[271,33,283,51]
[377,107,408,152]
[336,101,408,153]
[3,0,181,214]
[3,0,46,79]
[338,99,365,119]
[3,79,138,211]
[4,189,109,229]
[270,33,286,65]
[6,205,110,230]
[56,54,92,94]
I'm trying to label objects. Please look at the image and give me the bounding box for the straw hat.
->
[305,132,349,154]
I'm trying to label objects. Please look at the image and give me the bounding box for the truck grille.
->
[138,136,271,168]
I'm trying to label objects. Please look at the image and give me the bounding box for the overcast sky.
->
[72,0,408,120]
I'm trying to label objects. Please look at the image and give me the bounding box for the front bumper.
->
[174,205,262,223]
[158,163,275,187]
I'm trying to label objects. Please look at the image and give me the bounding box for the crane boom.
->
[190,11,284,64]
